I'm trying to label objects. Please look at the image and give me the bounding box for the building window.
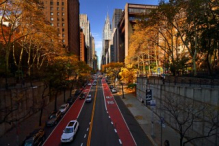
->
[62,28,64,32]
[62,39,65,43]
[57,23,60,26]
[50,17,54,21]
[57,2,59,5]
[57,18,59,21]
[57,12,59,16]
[58,34,60,37]
[50,12,53,15]
[57,7,59,11]
[50,2,53,5]
[62,2,64,6]
[62,18,64,21]
[62,23,64,26]
[50,7,53,11]
[62,7,64,11]
[62,34,65,37]
[51,23,53,26]
[62,12,64,16]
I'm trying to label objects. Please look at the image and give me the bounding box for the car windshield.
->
[24,139,33,146]
[49,114,56,119]
[64,128,73,133]
[60,105,65,109]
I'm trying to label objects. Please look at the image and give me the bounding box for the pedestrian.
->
[164,140,170,146]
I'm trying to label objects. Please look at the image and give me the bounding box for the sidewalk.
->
[116,88,192,146]
[0,90,71,146]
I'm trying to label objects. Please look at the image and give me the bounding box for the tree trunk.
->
[206,53,212,76]
[63,88,66,102]
[54,91,58,112]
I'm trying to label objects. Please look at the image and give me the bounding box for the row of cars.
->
[22,103,70,146]
[21,87,85,146]
[60,88,94,143]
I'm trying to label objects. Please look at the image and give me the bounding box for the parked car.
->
[109,85,114,89]
[61,120,79,143]
[93,82,96,86]
[79,92,86,99]
[59,103,69,114]
[88,82,92,86]
[67,97,74,105]
[86,94,92,103]
[22,128,45,146]
[111,88,117,93]
[46,111,62,126]
[74,89,81,96]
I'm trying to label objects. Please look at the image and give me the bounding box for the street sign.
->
[146,89,152,101]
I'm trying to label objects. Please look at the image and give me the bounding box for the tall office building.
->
[80,14,90,48]
[68,0,80,57]
[115,3,157,63]
[101,13,112,66]
[80,14,91,65]
[91,35,95,67]
[112,9,123,30]
[41,0,80,59]
[80,28,86,62]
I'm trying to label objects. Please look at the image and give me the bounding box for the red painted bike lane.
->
[43,84,92,146]
[102,79,136,146]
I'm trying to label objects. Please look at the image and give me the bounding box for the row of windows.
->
[51,12,64,16]
[50,7,64,11]
[50,23,65,27]
[50,2,64,6]
[50,17,65,21]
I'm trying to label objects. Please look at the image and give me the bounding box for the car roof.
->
[66,120,78,128]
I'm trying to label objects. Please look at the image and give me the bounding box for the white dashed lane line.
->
[80,143,83,146]
[84,134,87,138]
[119,139,122,145]
[114,129,117,133]
[87,128,89,131]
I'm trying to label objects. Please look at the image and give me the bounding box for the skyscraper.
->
[41,0,80,59]
[112,9,123,31]
[68,0,80,58]
[80,14,92,66]
[101,13,112,66]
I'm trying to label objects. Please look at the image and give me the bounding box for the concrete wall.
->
[136,77,219,146]
[0,82,50,137]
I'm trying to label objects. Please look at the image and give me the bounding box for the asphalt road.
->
[43,78,152,146]
[90,79,120,146]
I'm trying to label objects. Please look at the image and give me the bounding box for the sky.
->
[79,0,158,67]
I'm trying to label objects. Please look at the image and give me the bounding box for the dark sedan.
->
[22,128,45,146]
[46,111,62,126]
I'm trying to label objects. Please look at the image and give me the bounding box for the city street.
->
[42,78,152,146]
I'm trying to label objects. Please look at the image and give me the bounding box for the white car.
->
[61,120,79,143]
[59,103,69,114]
[86,94,92,103]
[88,83,92,85]
[111,88,117,93]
